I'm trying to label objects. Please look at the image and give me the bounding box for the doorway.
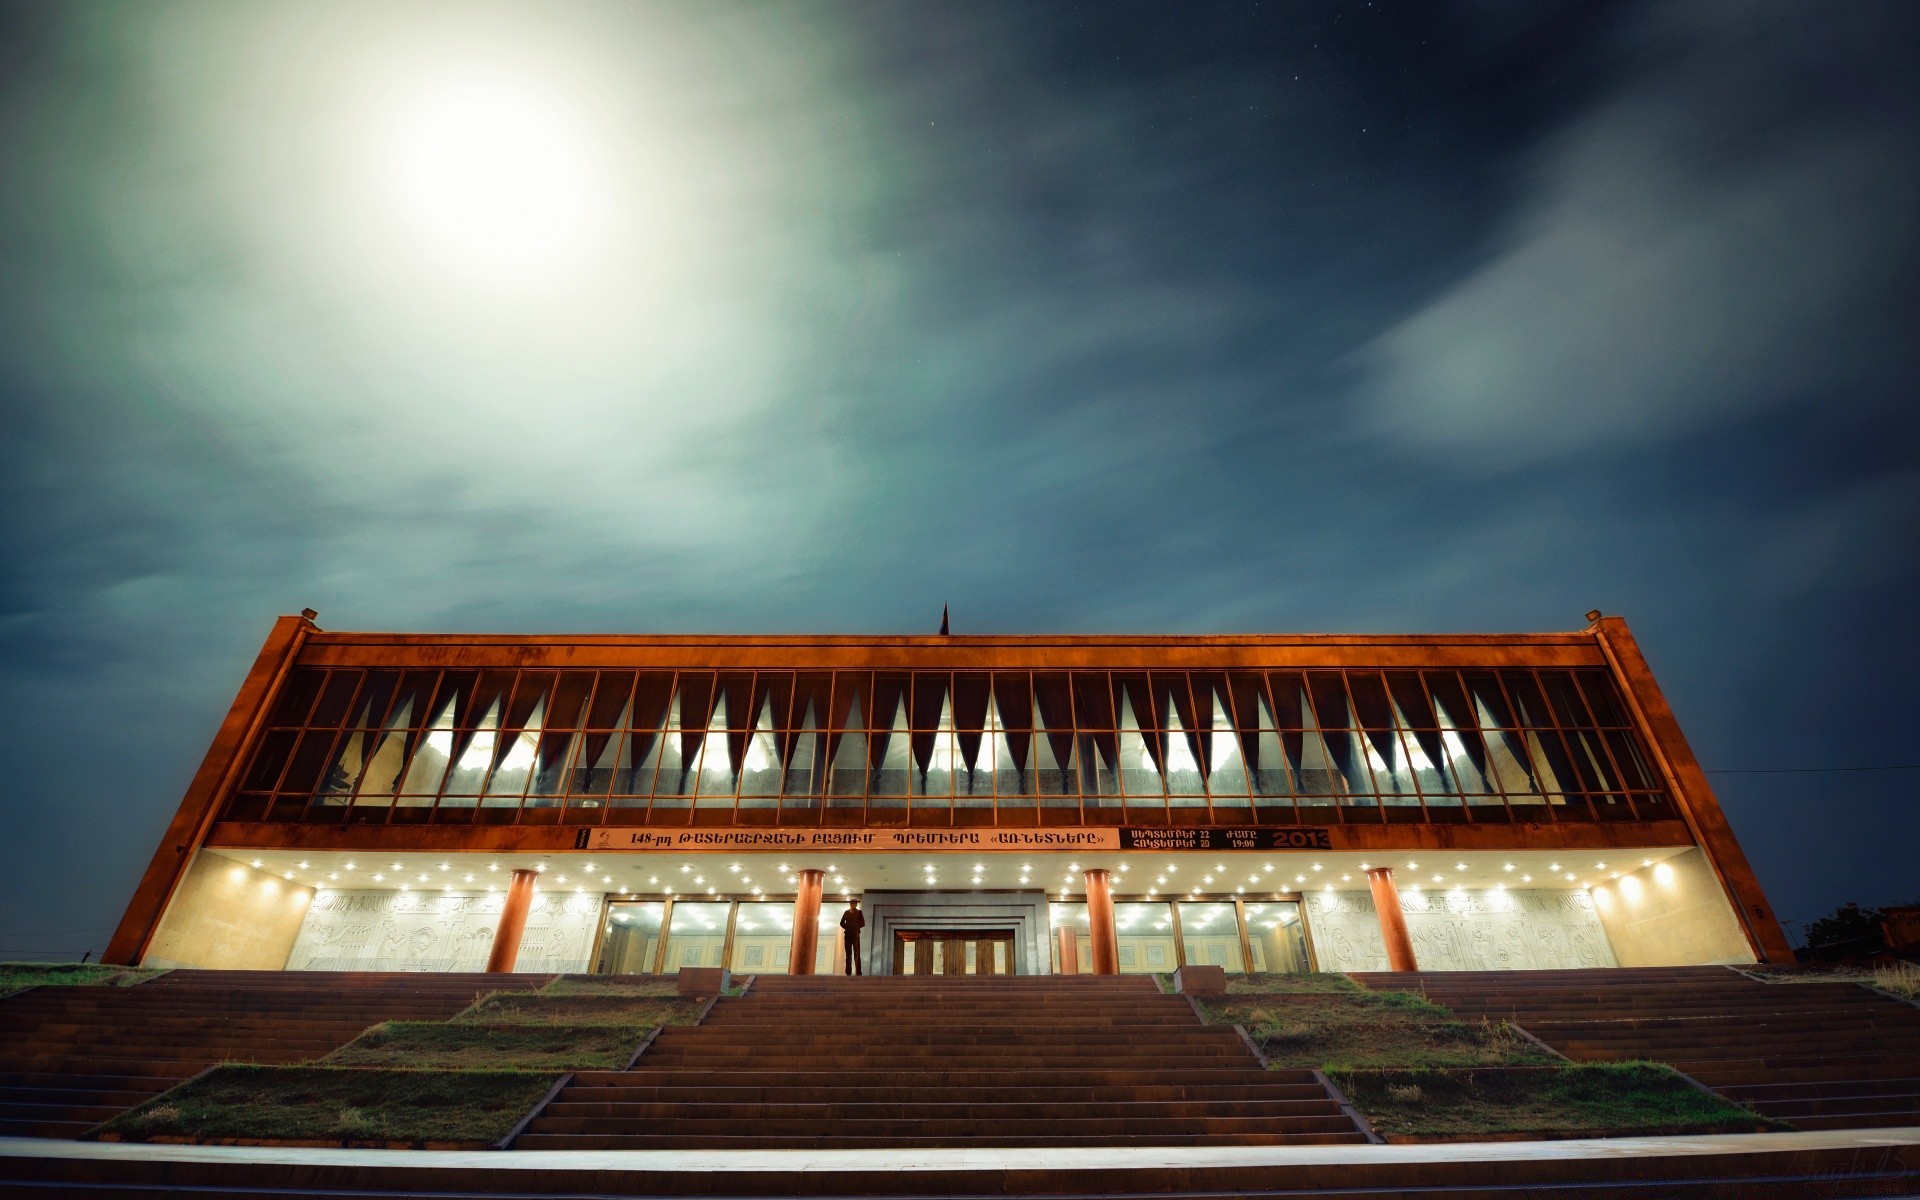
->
[892,929,1015,975]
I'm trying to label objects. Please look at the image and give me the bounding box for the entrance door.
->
[892,929,1015,975]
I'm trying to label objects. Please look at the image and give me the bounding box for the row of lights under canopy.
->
[251,854,1667,896]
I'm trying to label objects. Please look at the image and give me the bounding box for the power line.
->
[0,928,114,939]
[1707,764,1920,775]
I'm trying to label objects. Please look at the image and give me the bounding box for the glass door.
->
[596,900,665,973]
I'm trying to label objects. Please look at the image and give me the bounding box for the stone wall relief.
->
[1307,888,1615,973]
[287,889,600,972]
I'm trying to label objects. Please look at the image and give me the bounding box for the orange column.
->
[788,869,824,975]
[1055,926,1080,974]
[1366,867,1418,972]
[1085,868,1118,975]
[485,869,539,973]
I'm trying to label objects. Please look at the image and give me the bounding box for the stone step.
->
[512,1129,1368,1149]
[536,1098,1345,1121]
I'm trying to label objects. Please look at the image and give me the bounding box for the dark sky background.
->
[1,1,1914,961]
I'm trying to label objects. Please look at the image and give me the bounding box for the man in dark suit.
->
[839,897,866,975]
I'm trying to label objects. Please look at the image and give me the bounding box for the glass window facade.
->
[1047,898,1309,974]
[225,667,1674,827]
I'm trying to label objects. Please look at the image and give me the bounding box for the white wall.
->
[145,853,314,970]
[1589,849,1755,965]
[286,889,601,972]
[1308,886,1617,972]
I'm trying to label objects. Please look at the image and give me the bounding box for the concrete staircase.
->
[0,969,547,1139]
[514,974,1368,1149]
[1353,965,1920,1131]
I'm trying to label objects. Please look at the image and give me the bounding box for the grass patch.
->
[1877,962,1920,999]
[539,975,681,997]
[1203,990,1549,1070]
[458,991,702,1028]
[93,1065,557,1147]
[1226,972,1364,995]
[1331,1063,1779,1141]
[1744,962,1920,999]
[322,1021,649,1070]
[0,962,161,994]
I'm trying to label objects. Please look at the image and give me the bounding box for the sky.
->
[0,0,1914,960]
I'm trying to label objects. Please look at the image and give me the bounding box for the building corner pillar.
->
[485,869,539,973]
[1085,868,1118,975]
[788,869,825,975]
[1366,867,1418,972]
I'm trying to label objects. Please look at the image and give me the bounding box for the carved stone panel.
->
[1307,888,1616,972]
[286,889,600,973]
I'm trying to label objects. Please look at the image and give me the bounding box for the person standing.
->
[838,897,866,976]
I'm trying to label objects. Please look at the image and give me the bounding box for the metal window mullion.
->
[1233,896,1253,974]
[651,897,676,975]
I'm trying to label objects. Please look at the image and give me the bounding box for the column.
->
[485,869,539,973]
[788,868,825,975]
[1085,868,1118,975]
[1055,926,1079,974]
[1366,866,1418,972]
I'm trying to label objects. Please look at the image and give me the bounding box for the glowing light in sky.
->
[377,64,611,286]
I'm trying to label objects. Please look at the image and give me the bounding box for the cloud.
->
[1359,1,1919,465]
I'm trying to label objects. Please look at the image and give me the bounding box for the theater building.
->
[105,614,1792,977]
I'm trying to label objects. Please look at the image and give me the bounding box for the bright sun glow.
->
[379,65,610,285]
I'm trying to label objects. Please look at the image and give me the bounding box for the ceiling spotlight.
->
[1454,863,1466,871]
[251,859,263,868]
[1503,863,1515,872]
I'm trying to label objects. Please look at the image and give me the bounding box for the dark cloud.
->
[0,0,1914,959]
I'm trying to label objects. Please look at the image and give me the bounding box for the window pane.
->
[269,671,326,726]
[1115,902,1175,974]
[664,902,731,969]
[1243,901,1310,972]
[1176,901,1244,971]
[729,902,792,973]
[596,901,665,974]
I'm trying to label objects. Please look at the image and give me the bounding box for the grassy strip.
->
[0,962,161,993]
[322,1021,649,1070]
[1330,1063,1781,1141]
[1746,962,1920,999]
[539,975,680,997]
[460,990,702,1027]
[1202,990,1553,1070]
[1225,972,1365,995]
[94,1065,557,1147]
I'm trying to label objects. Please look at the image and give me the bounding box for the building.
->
[104,613,1791,977]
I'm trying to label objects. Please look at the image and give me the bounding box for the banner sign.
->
[1117,827,1332,851]
[574,826,1329,853]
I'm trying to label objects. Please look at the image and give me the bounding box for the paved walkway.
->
[3,1127,1917,1174]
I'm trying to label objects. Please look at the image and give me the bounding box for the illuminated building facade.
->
[106,614,1791,976]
